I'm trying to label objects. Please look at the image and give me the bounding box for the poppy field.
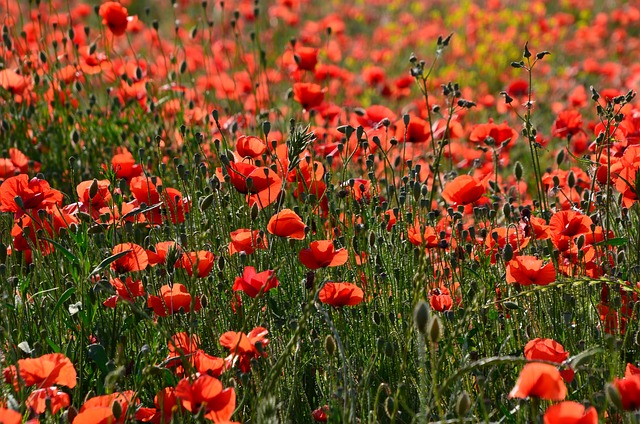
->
[3,0,640,422]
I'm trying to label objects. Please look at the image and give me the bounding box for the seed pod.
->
[428,316,442,344]
[413,300,430,335]
[325,335,336,357]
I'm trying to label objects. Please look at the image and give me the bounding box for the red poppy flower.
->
[193,350,228,377]
[394,115,430,144]
[508,363,567,401]
[295,46,319,71]
[318,282,364,307]
[3,353,77,389]
[236,135,267,159]
[74,391,136,424]
[0,174,63,216]
[26,386,71,414]
[299,240,348,269]
[0,408,21,424]
[469,120,518,147]
[175,374,236,423]
[99,2,130,36]
[506,256,556,286]
[110,148,142,180]
[233,266,279,298]
[613,374,640,410]
[228,229,268,255]
[552,110,584,139]
[135,387,182,424]
[407,224,440,248]
[524,338,573,382]
[429,286,454,311]
[543,401,597,424]
[177,250,215,278]
[76,179,112,210]
[110,243,149,273]
[146,241,182,267]
[549,210,592,251]
[293,82,325,110]
[9,148,41,174]
[148,284,202,317]
[626,363,640,377]
[0,69,29,95]
[103,276,145,308]
[220,327,269,373]
[312,405,329,422]
[267,208,306,240]
[0,158,16,179]
[442,175,484,206]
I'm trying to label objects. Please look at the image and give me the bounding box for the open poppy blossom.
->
[103,276,145,308]
[509,363,567,401]
[293,82,325,110]
[299,240,348,269]
[220,327,269,373]
[74,391,137,424]
[506,256,556,286]
[524,338,573,382]
[0,174,63,216]
[613,374,640,410]
[98,1,130,36]
[267,208,306,240]
[26,386,71,415]
[469,120,518,147]
[3,353,77,390]
[318,282,364,307]
[0,408,21,424]
[110,147,143,180]
[236,135,267,158]
[175,374,237,423]
[441,175,485,206]
[228,229,268,255]
[135,387,183,424]
[76,179,112,210]
[146,241,183,267]
[543,401,597,424]
[233,266,279,298]
[147,283,202,317]
[110,242,149,273]
[177,250,215,278]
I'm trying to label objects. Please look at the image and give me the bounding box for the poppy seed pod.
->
[455,391,471,417]
[325,335,336,356]
[428,316,442,344]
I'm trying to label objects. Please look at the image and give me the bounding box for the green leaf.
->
[41,237,79,265]
[88,343,110,373]
[595,237,627,247]
[53,287,76,317]
[89,250,132,277]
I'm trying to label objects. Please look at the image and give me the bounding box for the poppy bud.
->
[514,161,523,180]
[455,391,471,417]
[325,335,336,357]
[606,382,623,410]
[428,316,442,344]
[112,400,122,420]
[413,300,430,335]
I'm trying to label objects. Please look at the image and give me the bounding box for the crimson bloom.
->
[147,284,202,317]
[319,282,364,307]
[524,338,573,382]
[103,276,145,307]
[233,266,279,298]
[26,386,71,415]
[0,174,63,216]
[177,250,215,278]
[0,408,21,424]
[299,240,348,269]
[220,327,269,373]
[74,391,136,424]
[175,374,236,423]
[441,175,484,206]
[293,82,325,110]
[508,363,567,401]
[229,229,268,255]
[99,1,130,36]
[506,256,556,286]
[110,243,149,273]
[135,388,183,424]
[613,373,640,410]
[267,208,306,240]
[3,353,77,390]
[469,120,518,146]
[236,135,267,158]
[543,401,597,424]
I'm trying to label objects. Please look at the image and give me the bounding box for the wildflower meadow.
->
[2,0,640,422]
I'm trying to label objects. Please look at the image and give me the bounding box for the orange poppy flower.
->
[293,82,325,110]
[9,148,40,174]
[319,282,364,307]
[613,374,640,410]
[236,135,267,158]
[299,240,348,269]
[175,374,236,423]
[193,350,228,377]
[146,241,182,267]
[429,286,454,312]
[3,353,77,389]
[506,256,556,286]
[26,386,70,414]
[549,210,592,251]
[0,174,63,216]
[407,224,440,248]
[233,266,279,298]
[148,284,202,317]
[177,250,214,278]
[228,229,268,255]
[508,363,567,401]
[543,401,597,424]
[0,69,29,95]
[110,243,149,273]
[442,175,485,206]
[220,327,269,373]
[267,209,306,240]
[469,120,518,147]
[74,391,136,424]
[0,408,21,424]
[99,1,130,36]
[103,276,145,308]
